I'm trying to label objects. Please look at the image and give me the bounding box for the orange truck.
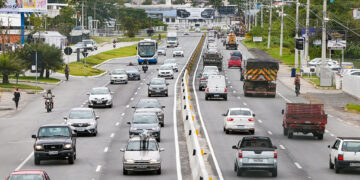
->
[226,32,238,50]
[282,103,327,140]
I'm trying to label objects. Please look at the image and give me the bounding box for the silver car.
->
[172,47,184,57]
[164,59,179,72]
[87,87,113,108]
[132,99,165,127]
[157,48,166,56]
[120,135,164,175]
[110,69,128,84]
[64,108,99,136]
[127,112,161,142]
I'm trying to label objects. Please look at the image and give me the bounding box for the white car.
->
[223,108,255,134]
[158,65,174,79]
[184,30,189,35]
[82,39,98,51]
[195,28,201,32]
[88,87,113,108]
[157,48,166,56]
[110,69,128,84]
[205,75,227,100]
[164,59,178,72]
[328,137,360,174]
[172,47,184,57]
[202,66,219,74]
[308,58,336,67]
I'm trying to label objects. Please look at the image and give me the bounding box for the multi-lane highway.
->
[2,34,360,180]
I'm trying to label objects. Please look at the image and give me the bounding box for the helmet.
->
[47,89,52,93]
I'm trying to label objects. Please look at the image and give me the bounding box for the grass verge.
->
[117,37,143,42]
[304,77,335,88]
[9,76,60,83]
[0,83,43,90]
[59,62,105,76]
[345,104,360,113]
[91,36,117,44]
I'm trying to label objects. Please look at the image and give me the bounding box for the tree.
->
[0,0,6,9]
[191,0,199,7]
[0,53,24,84]
[47,6,76,36]
[120,16,139,37]
[207,0,223,10]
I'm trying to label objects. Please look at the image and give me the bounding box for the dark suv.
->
[32,124,77,165]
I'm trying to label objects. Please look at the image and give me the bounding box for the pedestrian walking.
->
[13,88,20,109]
[64,64,70,81]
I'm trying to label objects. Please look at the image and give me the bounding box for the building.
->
[47,0,68,18]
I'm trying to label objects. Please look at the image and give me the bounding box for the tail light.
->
[206,88,209,93]
[224,88,227,92]
[338,154,344,161]
[200,79,205,81]
[320,124,325,128]
[227,118,234,121]
[274,150,277,159]
[248,118,255,122]
[238,150,243,158]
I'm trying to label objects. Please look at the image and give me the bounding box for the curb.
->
[9,79,63,85]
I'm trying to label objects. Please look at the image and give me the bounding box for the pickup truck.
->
[282,103,327,140]
[232,136,278,177]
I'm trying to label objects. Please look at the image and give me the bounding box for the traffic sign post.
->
[82,49,89,76]
[64,47,73,64]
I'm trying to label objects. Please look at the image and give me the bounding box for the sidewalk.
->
[0,90,37,118]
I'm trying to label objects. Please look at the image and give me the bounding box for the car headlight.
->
[152,127,158,131]
[131,127,138,131]
[64,144,72,149]
[126,159,135,163]
[150,159,159,163]
[67,122,72,126]
[34,145,43,151]
[89,122,96,126]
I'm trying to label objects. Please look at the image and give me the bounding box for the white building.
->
[33,31,67,49]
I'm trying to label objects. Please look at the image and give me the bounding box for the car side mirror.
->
[96,116,100,120]
[132,106,135,108]
[127,122,131,125]
[253,114,256,117]
[147,83,150,85]
[159,148,165,152]
[63,116,68,120]
[222,113,227,116]
[120,148,125,152]
[232,145,237,149]
[162,106,166,108]
[31,134,37,139]
[166,83,169,85]
[281,109,284,115]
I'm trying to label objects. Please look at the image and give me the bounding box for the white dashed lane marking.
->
[110,133,115,138]
[294,162,302,169]
[104,147,109,153]
[96,165,102,172]
[121,113,125,116]
[115,122,120,126]
[279,145,286,150]
[257,119,263,123]
[267,131,273,135]
[126,105,130,108]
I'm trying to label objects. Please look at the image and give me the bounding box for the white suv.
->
[328,137,360,173]
[223,108,255,134]
[205,75,227,101]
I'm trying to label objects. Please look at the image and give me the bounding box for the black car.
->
[125,66,141,80]
[147,78,169,97]
[32,124,77,165]
[177,9,191,18]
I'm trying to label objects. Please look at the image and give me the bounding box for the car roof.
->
[129,136,157,141]
[337,137,360,141]
[151,77,165,81]
[10,170,46,175]
[242,136,271,140]
[40,124,69,128]
[70,107,93,111]
[139,98,159,102]
[92,87,109,90]
[134,112,157,116]
[229,108,251,111]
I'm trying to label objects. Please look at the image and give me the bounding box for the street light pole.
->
[304,0,310,64]
[81,0,84,30]
[280,0,284,56]
[261,3,263,28]
[255,0,258,27]
[320,0,327,86]
[295,0,299,68]
[267,0,272,49]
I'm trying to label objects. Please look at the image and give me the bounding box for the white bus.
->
[137,39,158,64]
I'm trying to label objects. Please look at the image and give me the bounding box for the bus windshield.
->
[138,43,156,57]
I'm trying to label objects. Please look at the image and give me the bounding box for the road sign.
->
[64,47,73,55]
[82,51,89,58]
[295,38,304,50]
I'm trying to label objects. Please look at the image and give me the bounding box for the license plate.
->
[77,127,86,131]
[129,75,133,77]
[137,165,147,168]
[156,90,161,92]
[49,151,58,155]
[350,163,360,167]
[97,100,102,103]
[214,94,220,97]
[253,159,264,163]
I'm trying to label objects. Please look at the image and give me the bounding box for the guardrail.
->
[179,33,213,180]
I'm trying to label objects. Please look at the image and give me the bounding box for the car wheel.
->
[205,95,209,100]
[249,130,255,135]
[288,131,293,139]
[148,93,151,97]
[110,82,114,84]
[34,157,40,165]
[224,95,227,101]
[157,168,162,175]
[335,160,341,173]
[283,127,288,136]
[123,168,129,175]
[234,162,237,172]
[329,158,334,169]
[125,81,128,84]
[165,93,168,97]
[223,127,226,132]
[236,165,242,176]
[108,104,113,108]
[68,155,74,164]
[317,134,324,140]
[271,168,277,177]
[225,130,230,134]
[88,105,92,108]
[93,130,97,136]
[173,55,175,57]
[156,137,161,142]
[199,86,202,91]
[161,123,164,127]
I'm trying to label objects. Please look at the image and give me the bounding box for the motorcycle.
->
[45,98,53,112]
[142,65,148,73]
[113,43,116,48]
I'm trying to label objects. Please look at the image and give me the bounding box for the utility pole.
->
[245,0,248,31]
[81,0,84,30]
[295,0,299,68]
[304,0,310,64]
[280,0,284,56]
[267,0,272,49]
[255,0,258,27]
[320,0,327,86]
[261,3,263,28]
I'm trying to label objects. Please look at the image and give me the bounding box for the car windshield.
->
[160,66,172,70]
[126,140,158,151]
[83,40,93,45]
[341,141,360,152]
[38,127,70,137]
[165,59,176,64]
[136,100,161,108]
[133,114,158,124]
[112,69,126,75]
[138,43,156,57]
[69,110,93,119]
[167,37,177,41]
[204,66,218,72]
[230,56,240,60]
[8,174,44,180]
[240,139,272,148]
[230,110,251,116]
[150,78,165,85]
[91,88,109,95]
[174,47,182,51]
[126,67,138,72]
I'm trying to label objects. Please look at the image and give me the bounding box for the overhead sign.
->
[176,8,214,20]
[327,30,346,50]
[253,37,263,42]
[0,0,47,13]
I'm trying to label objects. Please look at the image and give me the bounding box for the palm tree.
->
[0,53,24,84]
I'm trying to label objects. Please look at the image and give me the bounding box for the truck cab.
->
[166,32,179,48]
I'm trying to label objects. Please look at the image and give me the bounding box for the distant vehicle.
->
[32,125,77,165]
[195,28,201,32]
[167,32,179,48]
[232,136,278,177]
[282,103,327,139]
[125,66,141,80]
[164,59,179,72]
[341,62,354,69]
[110,69,128,84]
[203,49,223,71]
[226,32,238,50]
[127,112,161,142]
[184,30,190,35]
[228,56,242,68]
[202,66,219,74]
[243,59,279,97]
[198,70,218,91]
[137,39,158,64]
[172,47,184,57]
[82,39,98,51]
[350,71,360,76]
[64,108,99,136]
[205,75,227,101]
[133,99,165,127]
[223,108,255,134]
[308,58,335,67]
[230,51,243,60]
[120,135,164,175]
[340,69,360,77]
[157,48,166,56]
[87,87,113,108]
[158,65,174,79]
[207,42,217,49]
[6,170,51,180]
[328,137,360,174]
[147,78,169,97]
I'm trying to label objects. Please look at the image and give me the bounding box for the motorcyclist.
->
[64,65,70,81]
[294,74,300,96]
[142,60,149,73]
[128,62,134,66]
[43,89,54,109]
